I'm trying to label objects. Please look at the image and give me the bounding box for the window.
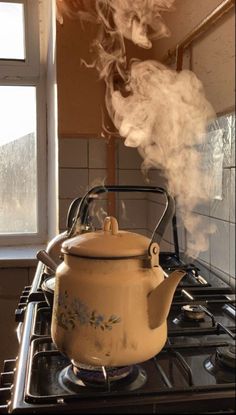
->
[0,1,25,60]
[0,0,47,245]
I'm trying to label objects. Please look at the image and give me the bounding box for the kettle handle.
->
[68,185,175,249]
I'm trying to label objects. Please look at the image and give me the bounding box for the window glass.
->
[0,1,25,60]
[0,85,37,234]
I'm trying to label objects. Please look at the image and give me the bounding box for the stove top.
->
[160,252,233,294]
[0,255,235,414]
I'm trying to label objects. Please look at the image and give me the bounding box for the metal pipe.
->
[163,0,235,71]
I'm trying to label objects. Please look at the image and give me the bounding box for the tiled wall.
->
[187,113,235,288]
[59,138,178,248]
[59,115,235,289]
[59,138,149,235]
[146,170,186,253]
[146,113,235,289]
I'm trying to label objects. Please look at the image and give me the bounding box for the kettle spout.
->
[148,270,186,329]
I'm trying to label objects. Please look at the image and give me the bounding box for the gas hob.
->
[0,256,235,414]
[0,185,235,413]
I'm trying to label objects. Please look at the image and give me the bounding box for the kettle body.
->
[51,252,167,367]
[51,186,185,367]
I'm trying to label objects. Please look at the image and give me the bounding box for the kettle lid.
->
[61,216,150,258]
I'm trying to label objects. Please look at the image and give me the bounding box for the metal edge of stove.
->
[28,262,46,302]
[8,302,40,414]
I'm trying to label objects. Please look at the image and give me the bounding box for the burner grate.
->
[24,332,236,407]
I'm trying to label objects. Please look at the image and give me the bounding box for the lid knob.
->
[103,216,119,235]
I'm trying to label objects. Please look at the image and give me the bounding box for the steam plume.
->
[108,0,175,48]
[57,0,217,257]
[56,0,175,48]
[106,59,216,256]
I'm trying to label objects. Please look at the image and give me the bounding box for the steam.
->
[109,0,175,48]
[106,59,216,256]
[57,0,217,258]
[56,0,175,48]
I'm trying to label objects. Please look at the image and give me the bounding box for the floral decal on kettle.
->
[55,290,121,331]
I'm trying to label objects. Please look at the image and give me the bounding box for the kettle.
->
[51,185,186,367]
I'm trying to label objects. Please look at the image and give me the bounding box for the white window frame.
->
[0,0,40,78]
[0,0,47,246]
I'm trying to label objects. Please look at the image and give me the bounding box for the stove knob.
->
[22,290,30,296]
[0,387,11,413]
[15,307,26,323]
[19,295,28,304]
[0,372,14,388]
[2,360,16,374]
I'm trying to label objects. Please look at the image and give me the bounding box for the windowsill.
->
[0,245,46,268]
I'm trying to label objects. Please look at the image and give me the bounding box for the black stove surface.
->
[159,253,233,294]
[168,302,235,335]
[26,334,235,402]
[1,255,235,414]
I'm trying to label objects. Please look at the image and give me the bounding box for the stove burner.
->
[59,363,147,392]
[204,344,236,383]
[181,304,205,321]
[216,344,236,369]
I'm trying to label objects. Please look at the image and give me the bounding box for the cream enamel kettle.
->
[51,185,186,367]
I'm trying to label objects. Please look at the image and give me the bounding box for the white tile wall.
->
[117,140,143,169]
[147,201,163,234]
[210,218,230,276]
[59,138,150,234]
[88,169,107,188]
[229,223,235,278]
[147,170,168,204]
[220,113,235,168]
[210,169,230,221]
[89,199,108,229]
[176,211,186,251]
[59,198,74,231]
[191,201,210,217]
[210,265,230,285]
[198,241,210,265]
[88,139,107,168]
[229,276,235,290]
[118,199,148,230]
[160,240,174,252]
[59,168,89,199]
[59,138,88,168]
[118,169,149,200]
[185,213,211,261]
[58,120,235,288]
[231,133,235,168]
[179,113,235,288]
[230,168,235,223]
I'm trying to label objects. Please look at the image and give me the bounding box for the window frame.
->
[0,0,40,77]
[0,0,47,246]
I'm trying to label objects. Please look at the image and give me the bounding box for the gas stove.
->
[0,186,235,413]
[0,255,235,414]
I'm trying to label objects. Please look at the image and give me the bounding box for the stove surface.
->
[1,255,235,414]
[26,333,235,401]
